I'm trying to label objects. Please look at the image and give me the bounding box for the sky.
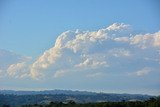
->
[0,0,160,95]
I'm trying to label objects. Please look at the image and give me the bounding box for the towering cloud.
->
[28,23,160,80]
[1,23,159,80]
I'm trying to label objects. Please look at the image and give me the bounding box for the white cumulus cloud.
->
[7,62,30,78]
[3,23,157,80]
[75,58,108,69]
[0,49,31,78]
[130,32,160,49]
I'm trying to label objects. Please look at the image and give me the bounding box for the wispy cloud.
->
[86,72,104,78]
[135,67,153,76]
[53,70,69,78]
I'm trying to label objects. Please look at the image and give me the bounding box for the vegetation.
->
[19,97,160,107]
[0,91,157,107]
[21,97,160,107]
[0,93,152,107]
[1,97,160,107]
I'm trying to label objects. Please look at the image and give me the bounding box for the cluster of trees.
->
[19,97,160,107]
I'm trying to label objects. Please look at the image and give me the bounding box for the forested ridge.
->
[1,97,160,107]
[0,90,157,107]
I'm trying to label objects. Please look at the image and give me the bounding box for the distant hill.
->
[0,90,154,107]
[0,89,95,95]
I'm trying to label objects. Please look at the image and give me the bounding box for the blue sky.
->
[0,0,160,95]
[0,0,160,57]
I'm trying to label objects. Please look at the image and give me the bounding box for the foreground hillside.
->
[22,97,160,107]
